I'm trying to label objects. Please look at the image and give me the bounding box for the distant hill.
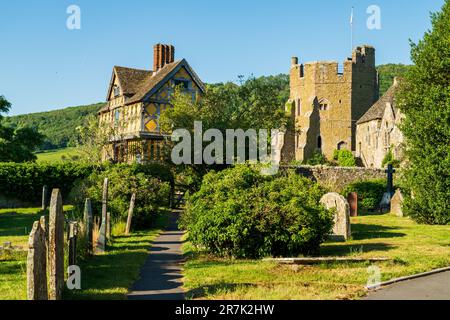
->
[4,103,105,150]
[377,63,411,96]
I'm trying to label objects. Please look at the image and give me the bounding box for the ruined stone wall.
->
[283,165,386,192]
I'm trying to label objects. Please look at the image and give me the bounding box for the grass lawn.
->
[0,206,73,300]
[1,205,168,300]
[182,213,450,300]
[65,214,169,300]
[35,147,81,163]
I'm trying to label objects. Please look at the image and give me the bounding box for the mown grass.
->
[182,214,450,300]
[0,206,164,300]
[0,206,73,300]
[65,213,169,300]
[35,147,81,163]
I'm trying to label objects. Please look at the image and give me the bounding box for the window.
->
[319,103,328,111]
[296,99,301,116]
[174,79,189,89]
[113,85,120,97]
[317,136,322,150]
[114,110,120,127]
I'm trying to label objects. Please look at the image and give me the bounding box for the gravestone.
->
[320,192,351,241]
[390,189,404,217]
[101,178,109,223]
[106,212,111,240]
[27,219,48,300]
[68,222,78,266]
[95,215,107,254]
[125,193,136,235]
[379,193,391,213]
[380,164,397,213]
[48,189,65,300]
[347,192,358,217]
[41,185,48,211]
[83,198,93,255]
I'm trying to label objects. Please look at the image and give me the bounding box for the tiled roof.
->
[357,83,398,124]
[100,59,205,114]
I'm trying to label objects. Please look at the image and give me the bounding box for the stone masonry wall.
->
[283,165,386,193]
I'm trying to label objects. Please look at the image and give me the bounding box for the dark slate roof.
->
[357,83,398,124]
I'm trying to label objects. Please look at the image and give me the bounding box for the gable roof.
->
[357,83,398,124]
[100,59,205,114]
[127,59,205,104]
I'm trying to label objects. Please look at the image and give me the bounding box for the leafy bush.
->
[333,150,356,167]
[306,152,328,166]
[181,165,333,258]
[0,162,93,205]
[381,148,401,168]
[70,164,172,229]
[342,179,386,210]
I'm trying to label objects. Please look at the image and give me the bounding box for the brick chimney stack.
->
[153,44,175,71]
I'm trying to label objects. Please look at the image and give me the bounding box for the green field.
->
[0,207,167,300]
[0,207,73,300]
[35,147,82,163]
[182,214,450,300]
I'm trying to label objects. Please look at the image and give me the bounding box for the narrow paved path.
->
[127,210,185,300]
[365,270,450,300]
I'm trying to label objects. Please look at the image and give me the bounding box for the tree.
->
[0,96,44,162]
[397,1,450,224]
[159,75,290,178]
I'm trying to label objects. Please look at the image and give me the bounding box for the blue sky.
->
[0,0,445,115]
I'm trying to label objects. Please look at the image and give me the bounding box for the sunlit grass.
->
[182,214,450,300]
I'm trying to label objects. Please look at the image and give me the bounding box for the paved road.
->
[365,270,450,300]
[127,211,185,300]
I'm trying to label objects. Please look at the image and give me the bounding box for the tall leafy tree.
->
[397,1,450,224]
[0,96,44,162]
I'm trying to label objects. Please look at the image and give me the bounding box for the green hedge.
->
[0,162,173,207]
[0,162,93,205]
[342,179,386,210]
[182,165,333,258]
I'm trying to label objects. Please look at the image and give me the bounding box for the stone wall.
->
[284,165,386,192]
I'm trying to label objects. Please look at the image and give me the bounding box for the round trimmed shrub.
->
[181,165,333,258]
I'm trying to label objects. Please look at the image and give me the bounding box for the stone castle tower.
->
[282,45,379,163]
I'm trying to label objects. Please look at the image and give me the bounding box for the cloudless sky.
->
[0,0,445,115]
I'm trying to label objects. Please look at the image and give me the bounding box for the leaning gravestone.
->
[83,198,93,255]
[320,193,351,241]
[27,219,48,300]
[390,189,404,217]
[48,189,65,300]
[95,215,107,254]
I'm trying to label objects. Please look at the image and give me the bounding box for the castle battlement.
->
[282,45,379,164]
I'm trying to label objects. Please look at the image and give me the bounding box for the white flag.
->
[350,7,354,25]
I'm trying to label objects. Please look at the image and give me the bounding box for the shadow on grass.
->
[351,223,406,240]
[321,242,397,256]
[186,282,256,299]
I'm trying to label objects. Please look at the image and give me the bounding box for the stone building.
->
[99,44,205,163]
[282,45,379,163]
[356,79,404,168]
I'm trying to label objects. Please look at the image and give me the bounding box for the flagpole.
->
[350,7,354,54]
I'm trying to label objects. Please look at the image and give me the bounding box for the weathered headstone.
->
[48,189,65,300]
[106,212,111,240]
[95,215,107,254]
[347,192,358,217]
[320,192,351,241]
[41,185,48,211]
[68,222,78,266]
[390,189,404,217]
[83,198,93,255]
[125,193,136,235]
[27,219,48,300]
[379,192,391,213]
[101,178,109,223]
